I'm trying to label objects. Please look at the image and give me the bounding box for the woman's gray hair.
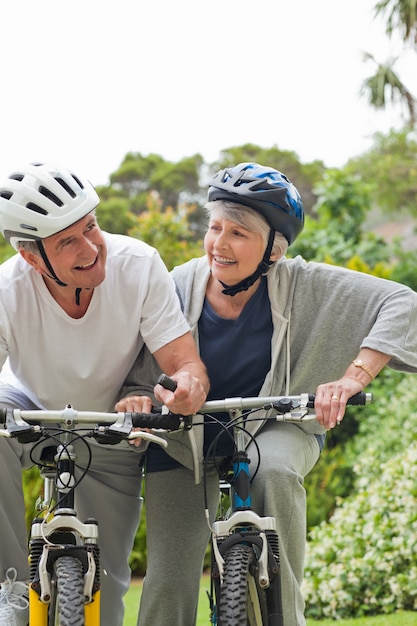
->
[204,200,288,259]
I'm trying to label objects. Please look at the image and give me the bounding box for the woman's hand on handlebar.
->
[154,370,206,416]
[314,376,364,430]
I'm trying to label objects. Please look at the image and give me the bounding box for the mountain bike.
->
[0,403,184,626]
[156,376,372,626]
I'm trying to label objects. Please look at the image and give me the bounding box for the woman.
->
[126,162,417,626]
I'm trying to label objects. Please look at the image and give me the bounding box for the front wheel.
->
[218,543,269,626]
[49,556,85,626]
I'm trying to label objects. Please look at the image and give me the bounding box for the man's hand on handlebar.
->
[154,370,206,416]
[114,371,206,448]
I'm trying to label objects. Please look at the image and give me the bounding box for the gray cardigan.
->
[124,255,417,482]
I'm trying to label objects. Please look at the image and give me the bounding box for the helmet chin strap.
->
[219,229,275,297]
[36,241,83,306]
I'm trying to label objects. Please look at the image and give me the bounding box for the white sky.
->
[1,0,415,186]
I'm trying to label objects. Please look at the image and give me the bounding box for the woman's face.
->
[204,213,266,287]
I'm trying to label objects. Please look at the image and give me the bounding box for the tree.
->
[360,1,417,125]
[109,152,204,212]
[375,0,417,45]
[345,128,417,216]
[95,196,136,235]
[289,169,391,273]
[361,52,416,125]
[128,193,203,270]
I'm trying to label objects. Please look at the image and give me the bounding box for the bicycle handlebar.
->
[196,391,371,414]
[0,390,372,444]
[0,405,183,447]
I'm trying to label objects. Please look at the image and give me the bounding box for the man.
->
[0,162,209,626]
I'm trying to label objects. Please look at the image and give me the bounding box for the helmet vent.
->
[39,185,64,207]
[70,174,84,190]
[0,191,13,200]
[55,176,79,198]
[10,173,24,182]
[26,202,48,215]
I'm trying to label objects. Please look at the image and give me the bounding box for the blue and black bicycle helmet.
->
[208,162,304,245]
[207,163,304,296]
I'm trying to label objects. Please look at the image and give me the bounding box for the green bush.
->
[305,369,408,529]
[303,374,417,618]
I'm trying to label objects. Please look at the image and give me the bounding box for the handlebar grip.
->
[346,391,372,405]
[157,374,178,392]
[129,412,182,430]
[306,391,372,408]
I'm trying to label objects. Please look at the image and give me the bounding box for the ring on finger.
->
[331,395,340,401]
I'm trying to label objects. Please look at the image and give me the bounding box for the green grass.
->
[122,575,213,626]
[123,576,416,626]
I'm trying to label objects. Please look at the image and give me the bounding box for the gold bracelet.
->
[352,359,375,380]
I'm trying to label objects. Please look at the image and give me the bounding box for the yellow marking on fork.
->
[29,586,48,625]
[84,589,101,624]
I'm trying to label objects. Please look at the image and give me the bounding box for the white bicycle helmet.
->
[0,162,99,250]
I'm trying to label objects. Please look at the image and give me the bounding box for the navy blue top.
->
[199,277,272,456]
[146,277,324,473]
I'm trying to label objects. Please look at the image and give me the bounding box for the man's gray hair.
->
[17,240,40,254]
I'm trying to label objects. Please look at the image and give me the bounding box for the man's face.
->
[40,213,107,289]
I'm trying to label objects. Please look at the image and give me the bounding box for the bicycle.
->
[149,376,372,626]
[0,386,371,626]
[0,403,184,626]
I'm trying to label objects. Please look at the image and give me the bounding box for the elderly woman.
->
[123,163,417,626]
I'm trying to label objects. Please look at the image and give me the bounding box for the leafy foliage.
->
[128,195,203,270]
[303,373,417,618]
[289,169,392,275]
[109,152,204,211]
[345,129,417,216]
[95,197,137,235]
[0,240,15,264]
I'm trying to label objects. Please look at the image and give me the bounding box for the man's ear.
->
[19,249,44,274]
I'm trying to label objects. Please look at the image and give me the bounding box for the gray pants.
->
[139,421,320,626]
[0,387,144,626]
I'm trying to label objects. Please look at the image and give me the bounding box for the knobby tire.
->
[50,556,85,626]
[218,543,268,626]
